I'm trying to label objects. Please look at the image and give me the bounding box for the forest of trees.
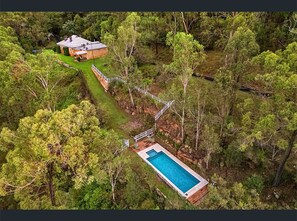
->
[0,12,296,210]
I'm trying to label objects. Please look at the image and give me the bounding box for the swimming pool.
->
[147,150,200,193]
[137,144,208,198]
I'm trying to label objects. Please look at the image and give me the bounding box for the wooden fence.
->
[91,64,168,104]
[92,65,110,83]
[133,127,154,142]
[155,100,174,121]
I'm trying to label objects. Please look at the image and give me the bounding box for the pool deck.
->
[137,143,209,204]
[131,138,156,153]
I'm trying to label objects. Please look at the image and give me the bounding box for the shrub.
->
[74,182,112,209]
[56,45,61,53]
[244,174,264,193]
[139,64,159,79]
[223,144,244,167]
[63,47,70,56]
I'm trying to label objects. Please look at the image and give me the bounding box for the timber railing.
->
[92,65,111,83]
[91,64,168,104]
[133,127,154,143]
[134,86,167,104]
[155,100,174,121]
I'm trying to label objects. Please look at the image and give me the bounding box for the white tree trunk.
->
[205,152,211,170]
[181,12,189,34]
[128,87,135,108]
[111,182,116,202]
[195,119,200,151]
[181,109,185,142]
[181,82,187,142]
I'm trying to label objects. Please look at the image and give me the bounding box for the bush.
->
[56,45,61,53]
[139,64,159,79]
[73,182,112,209]
[244,174,264,193]
[223,144,244,167]
[63,47,70,56]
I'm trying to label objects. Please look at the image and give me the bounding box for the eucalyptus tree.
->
[95,130,130,203]
[200,125,221,170]
[102,12,141,108]
[179,12,200,34]
[248,42,297,186]
[139,13,169,54]
[1,50,82,129]
[23,52,74,112]
[186,83,208,151]
[213,69,235,138]
[165,31,205,142]
[200,12,260,50]
[215,25,259,131]
[0,101,124,208]
[224,26,260,84]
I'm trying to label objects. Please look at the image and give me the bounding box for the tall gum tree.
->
[0,101,123,208]
[214,26,259,140]
[224,25,259,101]
[165,31,205,143]
[252,42,297,186]
[102,12,141,108]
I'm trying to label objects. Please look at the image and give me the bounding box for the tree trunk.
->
[124,67,135,108]
[219,116,225,138]
[195,121,200,151]
[195,93,204,151]
[195,115,202,151]
[273,129,297,186]
[111,183,116,202]
[155,42,158,54]
[271,146,279,161]
[181,109,185,143]
[181,83,187,143]
[229,87,236,117]
[47,162,56,206]
[128,87,135,108]
[205,152,210,170]
[181,12,189,34]
[173,13,177,35]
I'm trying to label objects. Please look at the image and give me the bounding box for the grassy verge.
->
[52,51,130,134]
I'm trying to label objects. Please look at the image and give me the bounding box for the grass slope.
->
[55,52,130,133]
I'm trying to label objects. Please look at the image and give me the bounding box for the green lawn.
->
[52,51,130,134]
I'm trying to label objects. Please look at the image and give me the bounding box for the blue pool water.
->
[147,150,200,193]
[146,149,158,157]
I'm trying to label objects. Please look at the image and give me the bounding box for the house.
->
[57,35,108,60]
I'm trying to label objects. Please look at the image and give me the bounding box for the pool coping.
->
[137,143,208,199]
